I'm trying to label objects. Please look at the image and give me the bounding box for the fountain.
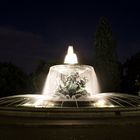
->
[40,46,100,107]
[0,46,140,140]
[0,46,140,108]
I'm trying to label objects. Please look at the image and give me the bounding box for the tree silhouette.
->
[122,52,140,95]
[94,17,121,92]
[0,62,30,97]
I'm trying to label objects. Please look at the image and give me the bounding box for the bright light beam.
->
[64,46,78,64]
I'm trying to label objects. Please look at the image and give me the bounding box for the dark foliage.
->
[94,17,121,92]
[0,62,31,97]
[121,52,140,95]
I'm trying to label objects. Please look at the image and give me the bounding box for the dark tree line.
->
[0,62,32,97]
[121,52,140,95]
[0,17,140,97]
[0,60,60,97]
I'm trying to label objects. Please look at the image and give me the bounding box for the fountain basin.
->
[0,93,140,108]
[0,103,140,140]
[0,93,140,140]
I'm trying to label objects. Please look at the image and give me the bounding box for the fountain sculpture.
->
[0,46,140,108]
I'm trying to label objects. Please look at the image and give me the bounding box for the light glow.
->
[64,46,78,64]
[95,99,106,107]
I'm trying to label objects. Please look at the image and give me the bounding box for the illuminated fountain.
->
[1,46,140,140]
[42,46,99,103]
[0,46,140,108]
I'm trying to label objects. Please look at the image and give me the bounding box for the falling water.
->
[42,65,100,98]
[42,46,100,100]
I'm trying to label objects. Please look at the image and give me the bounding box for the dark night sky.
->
[0,0,140,72]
